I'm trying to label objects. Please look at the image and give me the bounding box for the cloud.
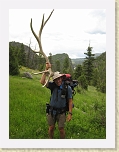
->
[85,29,106,35]
[9,9,106,59]
[89,9,106,19]
[84,9,106,35]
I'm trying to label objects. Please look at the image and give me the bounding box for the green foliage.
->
[18,43,26,66]
[83,45,95,84]
[62,57,74,75]
[52,53,73,74]
[9,72,106,139]
[92,52,106,93]
[9,44,20,75]
[73,45,106,93]
[73,64,82,79]
[9,41,106,94]
[48,53,54,70]
[78,74,88,90]
[63,57,69,73]
[55,60,61,71]
[9,41,45,71]
[9,75,50,139]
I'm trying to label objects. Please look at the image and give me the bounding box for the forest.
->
[9,41,106,93]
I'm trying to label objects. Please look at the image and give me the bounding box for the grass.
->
[9,67,106,139]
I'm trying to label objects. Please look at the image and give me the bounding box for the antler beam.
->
[30,9,54,87]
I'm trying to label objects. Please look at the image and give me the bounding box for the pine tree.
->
[74,64,82,79]
[48,53,54,71]
[9,45,19,75]
[55,60,61,71]
[18,43,26,66]
[78,74,88,90]
[26,43,31,68]
[83,43,95,85]
[63,57,69,73]
[92,52,106,93]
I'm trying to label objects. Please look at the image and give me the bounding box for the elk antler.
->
[30,9,54,87]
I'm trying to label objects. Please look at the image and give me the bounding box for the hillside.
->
[10,41,42,70]
[9,41,106,93]
[9,74,106,139]
[9,41,73,73]
[9,41,104,72]
[10,41,37,60]
[52,53,73,73]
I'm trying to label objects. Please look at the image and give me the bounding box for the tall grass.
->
[9,72,106,139]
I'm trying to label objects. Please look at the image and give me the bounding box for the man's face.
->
[54,77,62,86]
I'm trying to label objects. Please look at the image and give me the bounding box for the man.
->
[40,62,73,139]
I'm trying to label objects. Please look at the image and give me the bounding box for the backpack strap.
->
[62,82,69,111]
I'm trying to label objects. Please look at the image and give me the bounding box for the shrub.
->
[78,74,88,90]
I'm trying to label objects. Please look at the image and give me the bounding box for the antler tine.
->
[30,9,54,87]
[33,70,49,75]
[44,9,54,27]
[39,14,44,37]
[38,9,54,62]
[30,18,40,46]
[39,9,54,37]
[42,72,54,87]
[30,17,49,62]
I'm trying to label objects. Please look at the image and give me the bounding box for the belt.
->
[49,106,66,114]
[50,106,66,111]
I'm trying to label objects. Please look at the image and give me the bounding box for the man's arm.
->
[40,62,51,86]
[68,98,73,114]
[67,98,73,121]
[40,73,47,85]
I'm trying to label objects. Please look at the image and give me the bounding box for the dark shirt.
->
[47,81,72,108]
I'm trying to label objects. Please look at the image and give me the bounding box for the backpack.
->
[63,74,78,96]
[62,74,78,111]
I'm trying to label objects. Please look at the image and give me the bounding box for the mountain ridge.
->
[9,41,104,70]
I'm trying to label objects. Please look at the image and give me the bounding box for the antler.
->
[30,9,54,87]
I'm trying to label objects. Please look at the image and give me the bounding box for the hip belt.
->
[49,106,66,115]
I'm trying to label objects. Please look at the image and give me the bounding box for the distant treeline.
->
[9,41,106,93]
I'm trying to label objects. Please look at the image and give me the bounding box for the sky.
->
[9,9,106,59]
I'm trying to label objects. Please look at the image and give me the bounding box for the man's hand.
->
[46,62,51,70]
[66,113,72,122]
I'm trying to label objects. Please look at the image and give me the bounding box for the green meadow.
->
[9,70,106,139]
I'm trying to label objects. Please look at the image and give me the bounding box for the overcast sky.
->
[9,9,106,59]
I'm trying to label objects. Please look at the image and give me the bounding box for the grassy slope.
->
[9,74,106,139]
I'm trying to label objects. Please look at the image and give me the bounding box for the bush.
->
[78,74,88,90]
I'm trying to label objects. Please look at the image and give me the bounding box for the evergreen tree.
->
[63,57,69,73]
[92,52,106,93]
[38,54,46,71]
[55,60,61,71]
[83,44,95,84]
[9,45,19,75]
[92,68,99,87]
[74,64,82,79]
[18,43,26,66]
[68,64,74,77]
[78,74,88,90]
[26,44,31,68]
[48,53,54,71]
